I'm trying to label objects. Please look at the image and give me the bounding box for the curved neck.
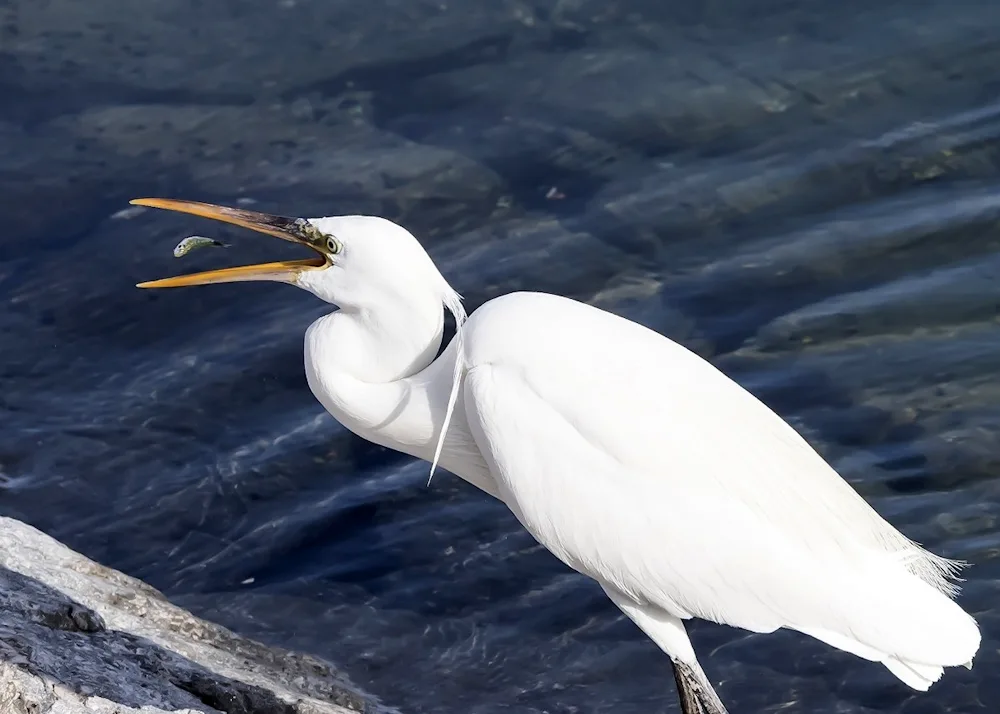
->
[303,302,499,499]
[303,303,445,451]
[316,303,444,384]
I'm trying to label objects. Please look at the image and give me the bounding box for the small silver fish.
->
[173,235,228,258]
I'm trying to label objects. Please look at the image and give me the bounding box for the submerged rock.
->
[0,517,376,714]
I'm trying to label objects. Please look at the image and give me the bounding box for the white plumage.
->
[134,200,981,713]
[456,292,978,692]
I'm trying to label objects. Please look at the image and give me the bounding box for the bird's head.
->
[132,198,458,316]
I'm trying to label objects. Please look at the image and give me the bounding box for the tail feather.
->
[862,572,981,669]
[796,567,980,691]
[882,658,943,692]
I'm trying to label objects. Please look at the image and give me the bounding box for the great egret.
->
[131,198,980,714]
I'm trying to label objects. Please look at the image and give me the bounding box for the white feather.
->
[162,210,982,708]
[457,292,979,681]
[428,288,467,486]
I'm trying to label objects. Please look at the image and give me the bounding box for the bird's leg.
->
[598,586,731,714]
[670,658,730,714]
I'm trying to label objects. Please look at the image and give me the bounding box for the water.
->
[2,1,1000,712]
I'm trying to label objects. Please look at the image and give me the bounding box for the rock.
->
[0,517,376,714]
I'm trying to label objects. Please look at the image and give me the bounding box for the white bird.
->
[132,198,981,714]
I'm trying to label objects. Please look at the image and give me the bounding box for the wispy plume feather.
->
[428,288,467,485]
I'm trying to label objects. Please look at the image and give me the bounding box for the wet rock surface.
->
[0,518,374,714]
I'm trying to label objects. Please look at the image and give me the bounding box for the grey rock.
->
[0,517,377,714]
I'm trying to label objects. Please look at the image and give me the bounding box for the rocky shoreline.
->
[0,517,378,714]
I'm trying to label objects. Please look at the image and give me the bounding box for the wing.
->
[459,292,975,667]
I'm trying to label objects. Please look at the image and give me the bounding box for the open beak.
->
[131,198,329,288]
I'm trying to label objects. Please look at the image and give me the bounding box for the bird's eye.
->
[326,236,342,255]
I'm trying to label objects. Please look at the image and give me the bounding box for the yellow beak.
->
[131,198,328,289]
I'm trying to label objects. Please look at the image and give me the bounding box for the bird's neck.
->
[302,303,447,458]
[311,303,444,383]
[303,300,500,500]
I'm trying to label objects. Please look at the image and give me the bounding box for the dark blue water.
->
[2,1,1000,712]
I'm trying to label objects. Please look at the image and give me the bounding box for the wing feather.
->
[459,292,977,667]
